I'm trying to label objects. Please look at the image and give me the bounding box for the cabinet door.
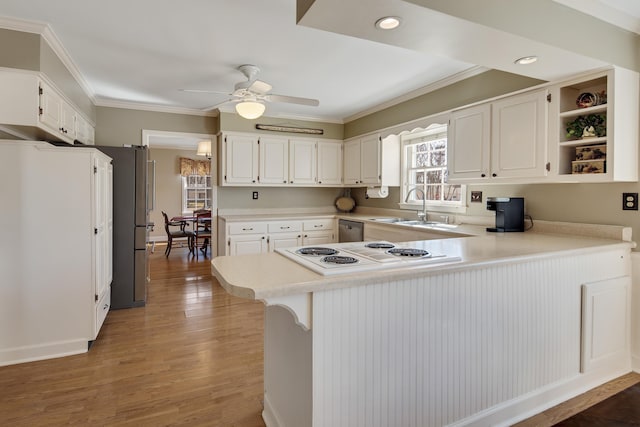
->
[302,230,334,246]
[448,103,491,181]
[360,134,381,184]
[94,156,111,301]
[268,232,302,252]
[343,139,361,185]
[60,100,76,139]
[289,139,317,185]
[259,136,288,184]
[225,134,259,184]
[229,234,267,255]
[39,81,62,133]
[317,140,343,185]
[491,89,547,179]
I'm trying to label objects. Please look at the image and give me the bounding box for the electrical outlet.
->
[622,192,638,210]
[252,191,259,200]
[470,191,482,203]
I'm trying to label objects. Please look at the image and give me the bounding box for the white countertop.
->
[211,231,633,300]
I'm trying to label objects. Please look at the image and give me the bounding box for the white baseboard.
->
[0,339,88,367]
[262,393,283,427]
[455,365,631,426]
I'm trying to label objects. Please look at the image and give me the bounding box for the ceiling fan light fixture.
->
[236,100,266,119]
[375,16,401,30]
[514,55,538,65]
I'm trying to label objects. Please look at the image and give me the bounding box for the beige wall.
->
[96,106,218,146]
[148,147,205,239]
[39,39,96,121]
[345,70,543,138]
[0,28,40,71]
[0,28,95,121]
[219,111,343,140]
[218,186,344,211]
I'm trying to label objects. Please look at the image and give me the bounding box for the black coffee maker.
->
[486,197,525,232]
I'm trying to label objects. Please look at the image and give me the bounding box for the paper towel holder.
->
[365,186,389,199]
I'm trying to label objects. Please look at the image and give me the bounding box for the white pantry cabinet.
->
[0,69,94,145]
[0,141,113,366]
[448,88,548,182]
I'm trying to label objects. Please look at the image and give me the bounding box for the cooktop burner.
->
[322,255,359,264]
[387,248,431,257]
[297,247,338,256]
[365,242,395,249]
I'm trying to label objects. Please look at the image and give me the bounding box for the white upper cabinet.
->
[448,103,491,181]
[491,89,548,179]
[343,133,399,187]
[343,139,362,185]
[289,139,317,185]
[0,69,93,145]
[448,88,548,182]
[221,132,343,187]
[547,67,638,182]
[317,140,343,185]
[360,134,382,184]
[260,136,289,184]
[223,133,259,184]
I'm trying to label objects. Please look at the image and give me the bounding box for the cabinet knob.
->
[252,180,256,183]
[290,180,293,183]
[492,173,497,177]
[283,180,286,183]
[318,181,322,184]
[481,173,486,178]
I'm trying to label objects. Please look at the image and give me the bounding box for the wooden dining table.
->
[170,213,212,253]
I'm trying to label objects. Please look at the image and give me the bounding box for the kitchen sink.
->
[396,220,439,225]
[370,217,408,223]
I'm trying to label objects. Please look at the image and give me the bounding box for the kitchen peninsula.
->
[212,226,633,427]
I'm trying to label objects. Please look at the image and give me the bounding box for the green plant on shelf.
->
[566,114,606,140]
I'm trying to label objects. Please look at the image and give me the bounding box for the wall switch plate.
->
[471,191,482,203]
[252,191,259,200]
[622,192,638,210]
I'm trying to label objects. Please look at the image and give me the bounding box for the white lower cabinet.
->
[221,217,336,256]
[229,234,268,255]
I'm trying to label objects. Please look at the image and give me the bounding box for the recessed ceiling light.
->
[375,16,401,30]
[514,56,538,65]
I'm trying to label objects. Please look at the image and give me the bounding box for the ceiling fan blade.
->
[248,80,272,95]
[180,88,230,95]
[203,98,240,111]
[266,94,319,107]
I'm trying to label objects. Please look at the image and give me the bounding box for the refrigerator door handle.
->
[148,160,156,211]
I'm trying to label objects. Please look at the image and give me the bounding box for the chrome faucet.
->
[405,187,427,222]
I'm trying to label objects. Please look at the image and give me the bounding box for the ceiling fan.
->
[181,64,319,119]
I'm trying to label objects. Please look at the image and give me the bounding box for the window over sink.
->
[400,123,466,213]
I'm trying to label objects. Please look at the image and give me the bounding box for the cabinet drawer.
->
[268,221,302,233]
[229,222,268,234]
[303,218,334,231]
[95,289,110,338]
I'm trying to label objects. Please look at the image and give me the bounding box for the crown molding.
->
[0,15,97,103]
[95,98,219,117]
[343,66,489,123]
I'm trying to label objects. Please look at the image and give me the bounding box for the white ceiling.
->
[0,0,638,128]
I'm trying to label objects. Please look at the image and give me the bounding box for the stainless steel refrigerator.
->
[95,145,152,309]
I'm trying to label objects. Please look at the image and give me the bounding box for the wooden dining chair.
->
[161,211,194,257]
[192,210,212,258]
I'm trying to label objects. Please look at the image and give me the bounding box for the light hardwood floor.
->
[0,246,637,426]
[0,247,265,426]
